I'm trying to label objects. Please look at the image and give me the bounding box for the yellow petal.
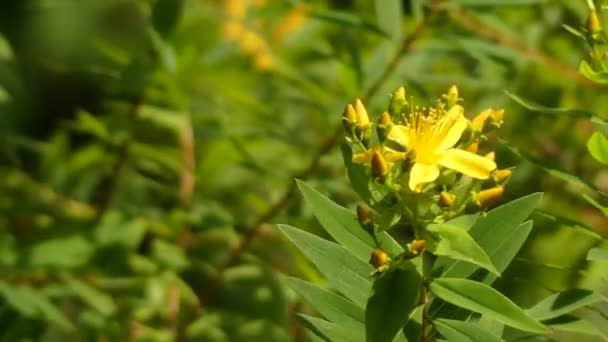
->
[409,163,440,191]
[471,109,492,132]
[383,148,407,162]
[352,151,373,163]
[436,148,497,179]
[388,125,409,147]
[436,105,467,152]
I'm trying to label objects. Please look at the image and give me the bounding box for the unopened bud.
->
[388,86,407,117]
[357,204,370,225]
[370,248,390,268]
[377,111,392,142]
[444,85,460,108]
[495,169,512,183]
[475,186,504,208]
[342,104,357,137]
[354,99,370,126]
[371,151,389,178]
[438,191,454,207]
[407,239,426,256]
[466,142,479,154]
[489,109,504,128]
[484,152,495,161]
[588,10,602,37]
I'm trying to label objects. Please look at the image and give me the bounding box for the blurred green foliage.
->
[1,0,608,341]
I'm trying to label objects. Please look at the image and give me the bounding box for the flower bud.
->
[495,169,512,183]
[444,85,460,109]
[377,111,392,143]
[357,204,370,225]
[370,248,390,268]
[587,10,602,37]
[342,104,357,136]
[438,191,454,207]
[371,151,389,178]
[388,86,407,117]
[466,142,479,154]
[489,109,504,128]
[354,99,370,126]
[475,186,504,208]
[407,239,426,256]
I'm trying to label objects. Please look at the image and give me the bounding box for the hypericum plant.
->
[278,86,602,342]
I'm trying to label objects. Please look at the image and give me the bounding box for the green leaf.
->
[433,319,505,342]
[297,180,403,260]
[543,315,606,337]
[341,144,373,205]
[579,60,608,84]
[62,274,116,316]
[506,91,597,119]
[527,289,606,321]
[299,314,365,342]
[429,278,548,334]
[587,246,608,261]
[427,223,499,276]
[587,132,608,165]
[278,224,372,307]
[375,0,402,42]
[287,277,364,328]
[478,221,533,284]
[0,283,74,331]
[434,193,542,279]
[29,235,94,269]
[308,9,389,38]
[366,269,421,342]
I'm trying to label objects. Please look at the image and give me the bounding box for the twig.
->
[96,97,141,218]
[448,9,598,87]
[198,0,446,307]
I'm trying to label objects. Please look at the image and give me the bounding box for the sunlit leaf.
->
[433,318,505,342]
[587,132,608,165]
[366,268,421,342]
[527,289,606,321]
[429,278,548,334]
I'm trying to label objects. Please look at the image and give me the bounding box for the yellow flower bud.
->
[407,239,426,256]
[490,109,504,128]
[357,204,370,225]
[466,142,479,154]
[343,103,357,123]
[354,99,370,126]
[371,151,389,177]
[471,109,492,132]
[377,111,393,143]
[438,191,454,207]
[444,85,460,108]
[588,10,602,36]
[370,248,391,268]
[388,86,407,116]
[484,151,495,161]
[475,186,504,208]
[495,169,512,183]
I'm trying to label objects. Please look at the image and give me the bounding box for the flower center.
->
[406,105,460,164]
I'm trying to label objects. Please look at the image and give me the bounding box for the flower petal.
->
[383,148,407,162]
[409,163,440,191]
[387,125,409,148]
[352,150,373,163]
[436,148,496,179]
[437,105,467,152]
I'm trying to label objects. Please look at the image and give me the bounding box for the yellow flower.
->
[388,104,497,192]
[352,146,406,165]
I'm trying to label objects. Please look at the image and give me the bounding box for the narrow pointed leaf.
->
[587,246,608,261]
[427,223,499,276]
[434,193,542,279]
[429,278,548,334]
[366,268,421,342]
[527,289,606,321]
[278,224,372,307]
[544,315,607,337]
[433,319,505,342]
[297,180,403,259]
[479,221,533,284]
[287,277,365,328]
[299,314,365,342]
